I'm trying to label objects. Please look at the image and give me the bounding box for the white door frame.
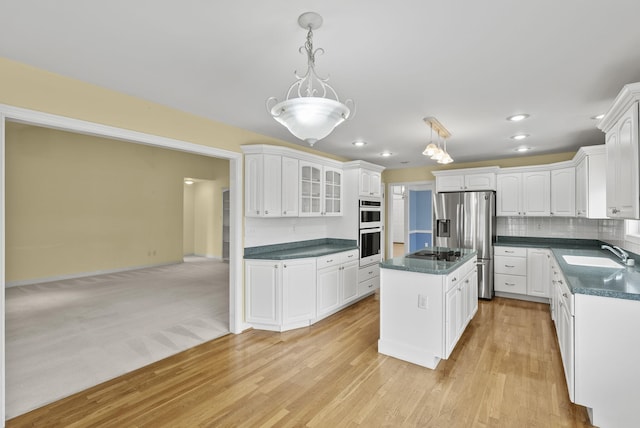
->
[385,181,434,257]
[0,104,245,423]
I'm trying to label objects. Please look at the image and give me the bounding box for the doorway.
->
[387,182,435,257]
[0,104,244,422]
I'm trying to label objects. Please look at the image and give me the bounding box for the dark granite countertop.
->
[495,236,640,301]
[380,248,477,275]
[244,238,358,260]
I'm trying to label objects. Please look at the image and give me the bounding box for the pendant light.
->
[267,12,354,146]
[437,138,454,164]
[422,127,439,157]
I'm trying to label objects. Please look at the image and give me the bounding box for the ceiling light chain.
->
[267,12,354,147]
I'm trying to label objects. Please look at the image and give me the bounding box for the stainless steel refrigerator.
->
[433,191,496,299]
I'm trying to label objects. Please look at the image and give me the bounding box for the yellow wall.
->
[382,152,577,183]
[0,58,348,162]
[183,183,195,255]
[6,123,228,283]
[194,180,219,257]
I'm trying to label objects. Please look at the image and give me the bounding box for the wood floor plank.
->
[7,295,593,427]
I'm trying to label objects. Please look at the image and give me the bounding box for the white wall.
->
[392,194,405,243]
[244,216,347,248]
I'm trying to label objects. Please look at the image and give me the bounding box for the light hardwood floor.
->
[7,295,593,427]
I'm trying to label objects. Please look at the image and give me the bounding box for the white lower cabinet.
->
[317,250,359,319]
[494,246,550,299]
[358,264,380,296]
[445,265,478,358]
[245,249,362,332]
[245,258,316,331]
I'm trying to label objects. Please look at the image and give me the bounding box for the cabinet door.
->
[281,157,299,217]
[245,261,280,325]
[522,171,550,216]
[299,161,323,216]
[359,170,371,196]
[465,173,496,191]
[370,172,382,197]
[324,166,343,216]
[527,249,550,298]
[496,173,521,216]
[262,154,282,217]
[575,159,587,217]
[317,265,341,316]
[245,154,263,217]
[436,175,465,193]
[606,127,619,217]
[282,259,316,323]
[550,167,575,217]
[341,260,359,304]
[464,268,478,323]
[559,299,574,401]
[612,103,639,218]
[445,286,461,358]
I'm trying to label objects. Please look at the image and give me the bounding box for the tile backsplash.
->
[496,216,634,252]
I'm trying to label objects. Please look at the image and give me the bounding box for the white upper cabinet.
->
[598,83,640,219]
[550,167,576,217]
[497,171,549,216]
[281,156,299,217]
[605,102,639,218]
[245,153,282,217]
[360,169,382,198]
[242,145,352,218]
[299,161,323,216]
[433,167,498,193]
[575,146,607,219]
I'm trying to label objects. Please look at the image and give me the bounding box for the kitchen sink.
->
[562,255,623,269]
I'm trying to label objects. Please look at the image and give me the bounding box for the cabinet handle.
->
[274,264,278,269]
[283,264,287,268]
[562,293,568,298]
[505,250,515,253]
[348,254,354,258]
[558,280,564,284]
[283,210,287,215]
[368,283,373,288]
[256,210,259,214]
[505,282,516,286]
[368,271,373,275]
[451,277,457,282]
[505,265,515,268]
[327,259,333,263]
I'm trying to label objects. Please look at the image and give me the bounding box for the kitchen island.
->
[378,248,477,369]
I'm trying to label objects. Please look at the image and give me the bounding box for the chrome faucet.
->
[601,244,629,264]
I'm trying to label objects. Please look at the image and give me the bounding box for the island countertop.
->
[380,247,477,275]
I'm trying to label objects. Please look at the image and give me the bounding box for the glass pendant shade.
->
[268,12,352,146]
[437,152,453,164]
[270,97,350,146]
[431,148,444,161]
[422,142,439,156]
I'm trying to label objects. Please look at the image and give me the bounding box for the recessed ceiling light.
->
[514,147,531,153]
[507,114,529,122]
[511,134,529,140]
[380,151,393,157]
[352,140,367,147]
[184,179,194,185]
[591,114,605,120]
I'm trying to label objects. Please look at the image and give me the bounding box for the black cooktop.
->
[405,249,461,262]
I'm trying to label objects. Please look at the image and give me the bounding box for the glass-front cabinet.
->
[299,162,342,216]
[324,166,342,216]
[299,161,323,216]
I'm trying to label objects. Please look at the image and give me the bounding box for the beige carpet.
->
[5,257,229,419]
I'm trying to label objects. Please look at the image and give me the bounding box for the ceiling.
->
[2,1,640,168]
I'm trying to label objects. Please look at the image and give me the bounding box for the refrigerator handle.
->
[457,203,463,249]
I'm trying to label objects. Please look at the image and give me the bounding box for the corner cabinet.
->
[574,146,607,219]
[245,258,317,331]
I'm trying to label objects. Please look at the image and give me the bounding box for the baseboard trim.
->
[494,291,550,304]
[5,261,180,288]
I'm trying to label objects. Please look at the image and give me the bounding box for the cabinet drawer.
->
[358,277,379,295]
[495,274,527,294]
[359,264,380,282]
[494,255,527,276]
[494,246,527,257]
[317,250,358,269]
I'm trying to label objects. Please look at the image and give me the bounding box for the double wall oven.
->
[359,199,382,266]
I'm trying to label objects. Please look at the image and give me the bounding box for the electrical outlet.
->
[418,294,428,309]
